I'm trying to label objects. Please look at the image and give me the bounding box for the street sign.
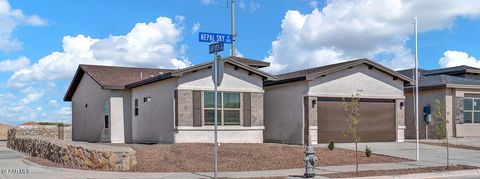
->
[199,32,232,44]
[211,55,224,86]
[209,42,224,54]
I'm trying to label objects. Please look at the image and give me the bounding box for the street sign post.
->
[199,32,233,44]
[206,42,224,179]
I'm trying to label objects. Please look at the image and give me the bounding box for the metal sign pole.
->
[213,52,219,179]
[413,16,420,161]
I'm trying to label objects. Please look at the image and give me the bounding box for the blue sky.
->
[1,0,480,125]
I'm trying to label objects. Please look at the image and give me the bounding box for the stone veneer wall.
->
[7,129,136,171]
[16,125,72,140]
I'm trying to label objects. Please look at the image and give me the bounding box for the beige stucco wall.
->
[308,64,404,98]
[264,81,308,145]
[405,88,448,139]
[71,74,110,142]
[131,78,177,143]
[177,63,264,93]
[265,64,406,145]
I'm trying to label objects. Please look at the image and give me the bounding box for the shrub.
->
[365,146,372,157]
[328,141,335,150]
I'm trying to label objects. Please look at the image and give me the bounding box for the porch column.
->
[110,97,125,143]
[396,99,406,142]
[304,96,318,144]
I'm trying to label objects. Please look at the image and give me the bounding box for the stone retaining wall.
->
[16,125,72,140]
[7,129,136,171]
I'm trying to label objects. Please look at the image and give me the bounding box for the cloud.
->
[309,0,318,9]
[48,99,58,109]
[263,0,480,74]
[0,56,30,72]
[201,0,216,5]
[439,50,479,68]
[192,22,201,34]
[7,16,190,88]
[0,0,47,52]
[238,0,260,13]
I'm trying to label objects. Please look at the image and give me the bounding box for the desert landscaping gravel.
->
[119,143,409,172]
[26,143,410,172]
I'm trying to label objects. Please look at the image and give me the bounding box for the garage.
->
[317,97,396,143]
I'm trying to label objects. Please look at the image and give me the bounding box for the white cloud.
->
[263,0,480,74]
[192,22,201,34]
[0,56,30,72]
[439,50,479,68]
[238,0,260,13]
[309,0,318,9]
[48,99,58,108]
[19,86,44,104]
[201,0,216,5]
[0,0,47,52]
[7,16,190,88]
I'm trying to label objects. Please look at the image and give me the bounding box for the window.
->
[464,98,480,124]
[204,91,241,125]
[134,99,139,116]
[104,100,109,128]
[144,97,152,103]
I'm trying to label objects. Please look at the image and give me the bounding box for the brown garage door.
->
[317,98,396,143]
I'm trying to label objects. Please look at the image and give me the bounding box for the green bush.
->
[365,146,372,157]
[328,141,335,150]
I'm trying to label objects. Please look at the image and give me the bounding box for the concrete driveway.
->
[333,142,480,167]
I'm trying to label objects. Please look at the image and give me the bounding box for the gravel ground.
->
[25,143,409,172]
[112,143,409,172]
[319,165,479,178]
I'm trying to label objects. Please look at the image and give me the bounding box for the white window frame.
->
[464,97,480,124]
[203,91,242,126]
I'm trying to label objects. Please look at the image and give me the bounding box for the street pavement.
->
[1,141,479,178]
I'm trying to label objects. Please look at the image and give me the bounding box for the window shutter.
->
[193,90,202,126]
[243,92,251,126]
[456,97,464,124]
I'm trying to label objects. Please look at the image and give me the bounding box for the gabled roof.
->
[398,65,480,78]
[64,65,175,101]
[405,75,480,89]
[265,58,413,86]
[127,56,276,88]
[64,57,275,101]
[228,56,270,68]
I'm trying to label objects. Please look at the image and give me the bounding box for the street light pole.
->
[413,16,420,162]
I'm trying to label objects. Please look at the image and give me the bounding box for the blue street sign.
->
[209,42,224,54]
[199,32,232,44]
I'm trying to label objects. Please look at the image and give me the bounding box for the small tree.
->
[341,94,361,174]
[433,99,450,168]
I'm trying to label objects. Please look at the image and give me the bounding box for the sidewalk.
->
[1,141,479,179]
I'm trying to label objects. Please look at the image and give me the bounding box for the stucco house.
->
[64,56,275,143]
[398,65,480,139]
[263,59,413,145]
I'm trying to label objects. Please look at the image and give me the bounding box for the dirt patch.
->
[419,141,480,151]
[319,165,479,178]
[111,143,409,172]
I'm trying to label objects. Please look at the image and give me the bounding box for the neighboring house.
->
[264,59,413,145]
[398,65,480,139]
[64,56,274,143]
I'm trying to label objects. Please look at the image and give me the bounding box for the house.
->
[398,65,480,139]
[64,56,275,143]
[264,59,413,145]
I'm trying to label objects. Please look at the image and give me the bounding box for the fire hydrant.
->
[304,145,317,178]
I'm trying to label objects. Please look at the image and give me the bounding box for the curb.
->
[347,169,480,179]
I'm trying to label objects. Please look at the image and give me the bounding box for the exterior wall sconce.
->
[400,102,404,110]
[312,100,316,108]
